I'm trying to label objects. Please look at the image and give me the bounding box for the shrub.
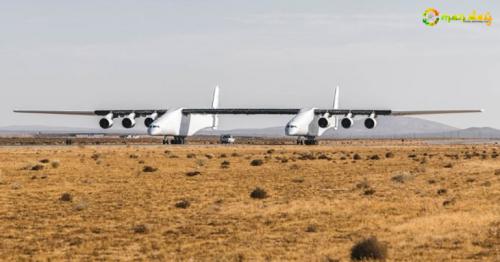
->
[391,172,413,184]
[219,153,228,158]
[205,154,214,159]
[494,169,500,176]
[385,152,394,158]
[250,159,264,166]
[250,187,268,199]
[39,159,50,164]
[443,163,453,168]
[351,237,387,261]
[31,165,44,171]
[60,193,73,202]
[266,149,275,154]
[437,188,447,195]
[51,161,60,169]
[369,155,380,160]
[175,199,190,209]
[133,224,148,234]
[186,171,201,177]
[318,154,331,160]
[143,166,158,173]
[129,154,139,159]
[186,153,196,158]
[305,224,317,233]
[292,177,305,183]
[364,189,376,196]
[221,160,230,169]
[91,153,100,161]
[353,153,362,160]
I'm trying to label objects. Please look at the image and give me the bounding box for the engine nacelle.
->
[341,117,354,129]
[99,118,114,129]
[122,113,136,129]
[144,112,158,127]
[318,117,330,128]
[364,117,377,129]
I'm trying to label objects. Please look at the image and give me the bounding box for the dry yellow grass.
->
[0,143,498,261]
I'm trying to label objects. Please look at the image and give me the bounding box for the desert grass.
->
[0,144,498,260]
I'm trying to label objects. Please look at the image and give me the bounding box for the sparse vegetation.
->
[351,237,387,261]
[186,171,201,177]
[142,166,158,173]
[60,193,73,202]
[31,164,44,171]
[250,187,268,199]
[250,159,264,166]
[221,160,230,169]
[51,161,60,168]
[0,143,497,260]
[175,199,191,209]
[132,224,148,234]
[305,224,317,233]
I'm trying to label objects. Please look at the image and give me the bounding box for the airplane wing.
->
[14,108,483,116]
[13,110,167,117]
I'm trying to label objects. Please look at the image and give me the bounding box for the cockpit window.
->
[151,125,160,128]
[286,124,298,128]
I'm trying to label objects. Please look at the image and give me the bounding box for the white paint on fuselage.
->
[285,108,334,137]
[148,108,215,136]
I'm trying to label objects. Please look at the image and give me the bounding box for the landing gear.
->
[296,136,318,145]
[162,136,186,145]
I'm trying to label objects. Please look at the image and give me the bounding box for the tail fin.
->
[212,85,219,109]
[333,85,340,109]
[211,86,219,129]
[333,86,340,129]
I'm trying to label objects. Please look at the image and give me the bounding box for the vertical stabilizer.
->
[212,86,219,109]
[333,85,340,109]
[212,86,219,129]
[333,86,340,129]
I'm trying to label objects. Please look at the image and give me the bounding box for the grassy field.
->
[0,143,498,261]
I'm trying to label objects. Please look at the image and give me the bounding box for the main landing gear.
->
[296,136,318,145]
[162,136,187,145]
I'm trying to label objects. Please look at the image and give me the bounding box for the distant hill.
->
[201,116,460,138]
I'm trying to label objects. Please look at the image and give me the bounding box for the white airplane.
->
[14,86,482,145]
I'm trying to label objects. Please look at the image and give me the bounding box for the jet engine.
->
[144,112,158,127]
[99,113,114,129]
[364,117,377,129]
[341,114,354,129]
[122,113,136,129]
[318,117,330,128]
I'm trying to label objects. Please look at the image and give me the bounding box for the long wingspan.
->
[14,108,483,116]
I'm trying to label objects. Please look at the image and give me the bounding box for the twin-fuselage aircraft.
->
[14,86,482,145]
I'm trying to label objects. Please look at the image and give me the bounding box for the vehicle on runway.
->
[14,86,483,145]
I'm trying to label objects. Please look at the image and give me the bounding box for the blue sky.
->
[1,1,498,130]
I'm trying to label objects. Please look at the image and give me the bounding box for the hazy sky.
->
[1,1,499,130]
